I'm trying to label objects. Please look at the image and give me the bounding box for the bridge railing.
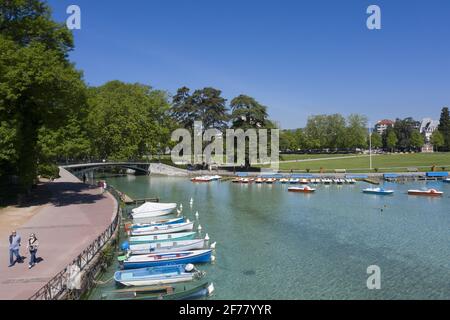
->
[28,186,122,300]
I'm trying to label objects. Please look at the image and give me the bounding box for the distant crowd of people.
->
[8,231,40,269]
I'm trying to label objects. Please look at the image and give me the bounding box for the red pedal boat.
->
[407,189,443,197]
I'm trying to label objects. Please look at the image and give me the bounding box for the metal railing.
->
[28,186,122,300]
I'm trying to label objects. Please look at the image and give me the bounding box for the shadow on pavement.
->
[14,182,106,208]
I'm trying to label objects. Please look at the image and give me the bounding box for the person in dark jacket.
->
[27,233,39,269]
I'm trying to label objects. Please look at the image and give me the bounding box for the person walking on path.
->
[82,174,87,184]
[102,181,107,194]
[27,234,39,269]
[8,230,22,267]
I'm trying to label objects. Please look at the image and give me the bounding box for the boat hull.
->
[114,265,202,287]
[103,281,214,300]
[363,189,394,195]
[288,187,316,193]
[128,232,197,245]
[131,222,194,236]
[128,239,208,255]
[122,250,213,269]
[408,190,443,197]
[126,217,185,231]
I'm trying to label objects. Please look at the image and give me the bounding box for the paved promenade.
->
[0,168,117,300]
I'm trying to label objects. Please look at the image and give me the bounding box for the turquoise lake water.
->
[90,176,450,300]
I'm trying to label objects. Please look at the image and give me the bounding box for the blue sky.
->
[48,0,450,128]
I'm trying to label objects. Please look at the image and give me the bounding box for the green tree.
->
[280,130,298,152]
[393,117,420,150]
[410,130,425,150]
[386,131,398,152]
[438,107,450,150]
[344,114,368,149]
[293,129,307,150]
[430,130,445,152]
[87,81,172,161]
[230,95,272,130]
[170,87,229,130]
[0,0,86,191]
[370,132,383,149]
[230,95,275,167]
[304,114,346,149]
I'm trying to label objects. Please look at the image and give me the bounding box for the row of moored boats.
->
[233,177,356,185]
[105,201,216,300]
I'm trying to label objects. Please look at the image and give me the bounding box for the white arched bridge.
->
[62,162,189,176]
[63,162,152,175]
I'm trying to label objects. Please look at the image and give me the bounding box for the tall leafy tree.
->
[344,114,368,149]
[0,0,86,191]
[230,95,275,167]
[386,130,398,152]
[170,87,228,130]
[393,117,420,150]
[370,132,383,149]
[280,130,298,152]
[230,95,273,130]
[410,130,425,150]
[304,114,346,149]
[87,81,172,161]
[430,130,445,152]
[438,107,450,150]
[170,87,195,129]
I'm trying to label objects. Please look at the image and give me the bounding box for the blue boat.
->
[444,178,450,184]
[114,264,204,287]
[362,188,394,195]
[127,217,185,230]
[126,231,198,247]
[119,250,213,269]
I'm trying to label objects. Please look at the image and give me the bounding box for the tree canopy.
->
[87,81,172,161]
[0,0,85,190]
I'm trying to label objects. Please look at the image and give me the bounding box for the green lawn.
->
[279,154,356,161]
[270,153,450,173]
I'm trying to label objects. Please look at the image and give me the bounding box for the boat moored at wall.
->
[130,222,194,236]
[131,202,177,219]
[102,281,215,300]
[119,250,214,269]
[114,264,204,287]
[124,239,210,255]
[125,217,185,232]
[126,232,198,246]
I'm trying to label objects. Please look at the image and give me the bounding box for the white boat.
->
[132,202,177,219]
[322,179,332,184]
[114,264,204,287]
[443,178,450,183]
[289,178,300,184]
[126,239,210,255]
[288,186,316,193]
[131,222,195,236]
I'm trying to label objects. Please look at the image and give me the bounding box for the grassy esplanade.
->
[269,153,450,173]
